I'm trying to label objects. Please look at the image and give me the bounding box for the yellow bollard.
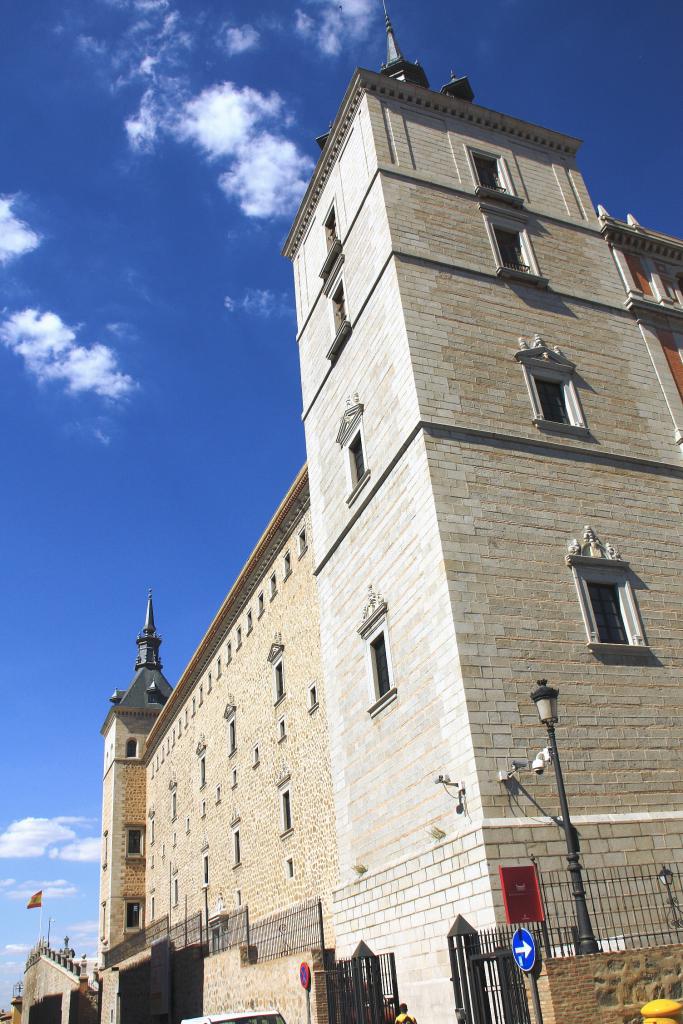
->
[641,998,683,1023]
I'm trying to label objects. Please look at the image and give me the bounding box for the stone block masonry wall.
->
[538,943,683,1024]
[23,958,96,1024]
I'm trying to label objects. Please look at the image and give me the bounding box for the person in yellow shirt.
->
[395,1003,417,1024]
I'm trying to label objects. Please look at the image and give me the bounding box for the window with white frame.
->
[468,149,519,205]
[126,901,142,931]
[515,335,587,433]
[258,591,264,617]
[283,551,292,579]
[236,626,242,649]
[337,395,369,501]
[298,526,307,557]
[268,636,286,703]
[227,711,237,755]
[280,785,293,834]
[171,790,177,821]
[127,828,143,857]
[173,878,179,907]
[216,784,222,804]
[285,857,294,879]
[278,715,287,742]
[565,527,646,650]
[481,204,545,284]
[235,889,242,908]
[326,273,352,361]
[201,799,206,818]
[203,853,209,886]
[126,738,138,758]
[151,894,155,920]
[252,743,260,767]
[358,586,396,713]
[185,815,190,834]
[207,672,212,693]
[217,656,222,678]
[199,755,206,788]
[227,641,232,663]
[232,826,241,866]
[247,610,253,634]
[270,573,277,599]
[308,682,319,711]
[231,767,238,789]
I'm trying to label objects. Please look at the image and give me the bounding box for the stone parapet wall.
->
[22,956,97,1024]
[538,943,683,1024]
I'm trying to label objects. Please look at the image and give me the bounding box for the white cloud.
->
[0,819,80,859]
[224,24,260,56]
[3,945,30,955]
[176,84,313,218]
[125,86,161,150]
[224,288,292,318]
[49,838,101,863]
[0,196,41,266]
[3,880,78,901]
[294,0,376,56]
[0,310,137,400]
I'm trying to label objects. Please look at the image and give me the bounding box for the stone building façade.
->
[91,13,683,1024]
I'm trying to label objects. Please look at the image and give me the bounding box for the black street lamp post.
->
[530,680,600,955]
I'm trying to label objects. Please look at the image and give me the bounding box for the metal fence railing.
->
[249,897,324,963]
[209,908,249,955]
[539,862,683,955]
[103,911,203,969]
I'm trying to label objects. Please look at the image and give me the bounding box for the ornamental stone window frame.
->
[358,586,397,717]
[515,335,589,436]
[465,145,522,207]
[480,201,548,287]
[565,526,647,652]
[337,394,370,506]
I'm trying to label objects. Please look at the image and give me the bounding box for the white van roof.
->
[182,1013,283,1024]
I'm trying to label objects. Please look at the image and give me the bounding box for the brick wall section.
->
[539,943,683,1024]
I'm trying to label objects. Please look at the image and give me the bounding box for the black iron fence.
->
[539,862,683,955]
[209,908,249,955]
[449,920,530,1024]
[326,951,399,1024]
[249,897,325,963]
[103,911,203,968]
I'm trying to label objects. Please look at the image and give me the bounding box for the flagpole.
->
[39,902,43,947]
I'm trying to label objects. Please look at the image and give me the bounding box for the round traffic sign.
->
[300,962,311,990]
[511,928,537,973]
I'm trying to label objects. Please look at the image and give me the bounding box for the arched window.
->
[126,739,138,759]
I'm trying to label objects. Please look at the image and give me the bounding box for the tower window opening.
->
[349,432,366,486]
[494,228,529,274]
[126,739,137,758]
[370,632,392,699]
[534,378,569,424]
[587,582,628,645]
[332,280,348,331]
[473,153,504,192]
[325,206,339,250]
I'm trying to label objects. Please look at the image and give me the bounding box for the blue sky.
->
[1,0,682,1006]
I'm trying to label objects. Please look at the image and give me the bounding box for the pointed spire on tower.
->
[135,589,163,670]
[379,1,429,89]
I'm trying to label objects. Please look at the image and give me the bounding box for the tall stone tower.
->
[284,13,683,1020]
[99,593,172,959]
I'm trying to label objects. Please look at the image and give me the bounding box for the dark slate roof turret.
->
[380,1,429,89]
[114,592,172,711]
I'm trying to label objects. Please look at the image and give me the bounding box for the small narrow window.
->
[172,831,176,847]
[233,828,241,866]
[149,817,154,844]
[285,857,294,879]
[278,716,286,741]
[215,785,222,803]
[126,739,137,758]
[227,641,232,663]
[185,709,188,727]
[126,902,141,930]
[178,717,182,736]
[252,744,260,767]
[199,684,203,705]
[192,697,196,716]
[201,799,206,818]
[283,552,291,579]
[270,573,277,599]
[587,582,628,645]
[127,829,142,856]
[494,228,529,274]
[203,853,209,886]
[228,715,237,755]
[217,657,222,677]
[173,878,179,906]
[258,591,264,617]
[236,627,242,649]
[473,153,504,192]
[349,431,366,487]
[308,683,318,711]
[231,767,238,789]
[371,632,392,699]
[151,895,155,920]
[235,889,242,908]
[332,280,347,331]
[534,378,569,424]
[247,610,253,634]
[200,756,206,788]
[281,789,292,833]
[274,660,285,702]
[185,816,190,834]
[325,206,338,251]
[298,527,307,557]
[171,791,177,820]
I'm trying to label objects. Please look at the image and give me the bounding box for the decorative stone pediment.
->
[267,633,284,664]
[337,395,364,446]
[223,701,236,720]
[230,812,241,829]
[201,836,209,853]
[148,806,155,820]
[565,525,626,567]
[515,334,575,371]
[358,585,387,638]
[168,773,177,791]
[276,761,291,787]
[196,736,206,756]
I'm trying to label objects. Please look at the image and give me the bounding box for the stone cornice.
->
[283,68,583,261]
[600,215,683,263]
[144,466,310,761]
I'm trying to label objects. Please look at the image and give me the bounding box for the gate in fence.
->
[448,917,531,1024]
[325,943,399,1024]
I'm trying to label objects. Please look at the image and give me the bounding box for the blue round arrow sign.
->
[511,927,536,973]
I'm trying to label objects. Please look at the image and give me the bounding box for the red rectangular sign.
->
[499,865,545,924]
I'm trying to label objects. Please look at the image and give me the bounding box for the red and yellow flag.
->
[26,891,42,910]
